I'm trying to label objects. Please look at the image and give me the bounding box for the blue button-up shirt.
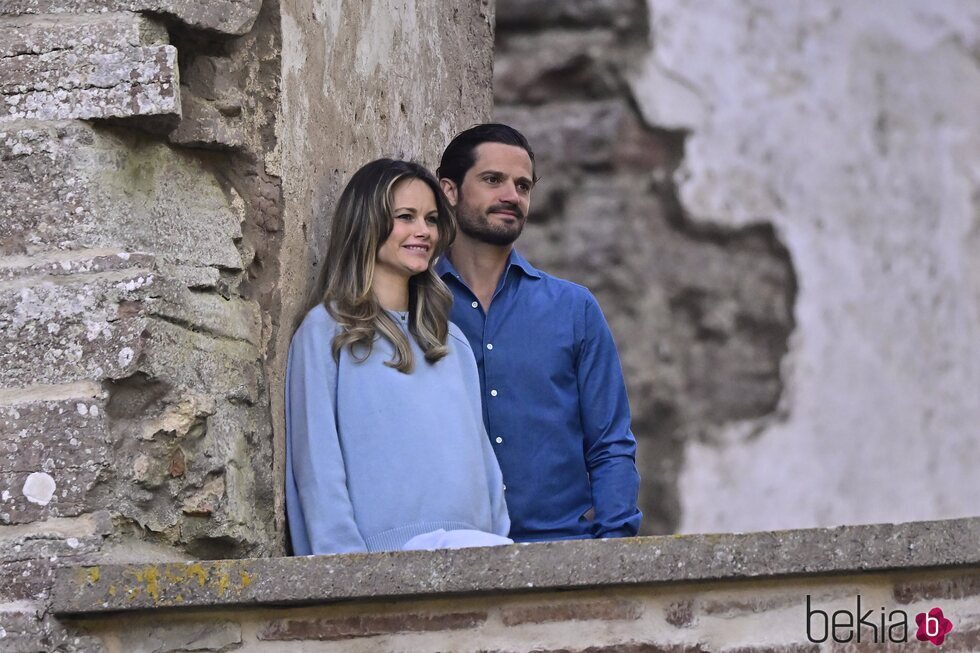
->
[436,249,642,541]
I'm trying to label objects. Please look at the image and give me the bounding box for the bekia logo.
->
[915,607,954,646]
[806,595,954,646]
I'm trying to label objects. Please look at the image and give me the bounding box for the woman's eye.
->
[425,215,439,225]
[395,213,413,221]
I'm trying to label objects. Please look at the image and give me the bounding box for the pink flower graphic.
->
[916,607,954,646]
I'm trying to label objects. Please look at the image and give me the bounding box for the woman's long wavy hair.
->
[321,159,457,373]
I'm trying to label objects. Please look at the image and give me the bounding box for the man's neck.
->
[447,233,513,310]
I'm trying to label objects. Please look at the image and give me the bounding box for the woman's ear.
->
[440,178,458,207]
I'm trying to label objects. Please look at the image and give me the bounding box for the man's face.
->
[443,142,534,247]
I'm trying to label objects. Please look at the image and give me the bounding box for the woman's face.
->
[375,178,440,279]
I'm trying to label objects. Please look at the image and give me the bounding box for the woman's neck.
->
[371,269,410,312]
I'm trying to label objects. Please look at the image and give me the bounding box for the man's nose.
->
[498,180,520,204]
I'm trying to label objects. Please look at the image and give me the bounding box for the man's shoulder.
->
[523,266,599,308]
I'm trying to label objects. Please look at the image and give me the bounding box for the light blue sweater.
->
[285,304,510,555]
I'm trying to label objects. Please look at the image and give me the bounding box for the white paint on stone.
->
[632,0,980,532]
[22,472,56,506]
[76,403,88,416]
[1,490,10,501]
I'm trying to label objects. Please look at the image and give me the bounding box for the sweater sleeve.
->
[285,308,367,555]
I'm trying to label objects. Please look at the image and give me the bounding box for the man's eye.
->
[484,176,500,184]
[517,183,531,193]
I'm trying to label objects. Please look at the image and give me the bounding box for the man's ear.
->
[440,178,458,207]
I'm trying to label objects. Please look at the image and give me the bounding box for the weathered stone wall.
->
[493,0,797,534]
[1,2,283,648]
[0,0,496,649]
[43,517,980,652]
[625,1,980,532]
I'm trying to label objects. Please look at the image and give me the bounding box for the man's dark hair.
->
[437,123,537,187]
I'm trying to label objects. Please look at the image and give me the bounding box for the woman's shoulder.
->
[446,320,472,352]
[293,303,341,342]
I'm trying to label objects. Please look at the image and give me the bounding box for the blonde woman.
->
[285,159,510,555]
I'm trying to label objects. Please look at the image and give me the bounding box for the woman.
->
[285,159,510,555]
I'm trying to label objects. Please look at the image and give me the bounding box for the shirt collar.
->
[436,248,542,281]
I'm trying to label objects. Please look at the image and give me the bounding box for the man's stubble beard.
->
[455,193,525,247]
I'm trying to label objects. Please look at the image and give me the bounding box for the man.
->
[435,124,642,541]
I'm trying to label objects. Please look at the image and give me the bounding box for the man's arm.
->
[577,293,642,537]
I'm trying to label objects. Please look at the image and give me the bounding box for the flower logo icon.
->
[916,607,954,646]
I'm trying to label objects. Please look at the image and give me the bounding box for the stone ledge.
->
[51,516,980,615]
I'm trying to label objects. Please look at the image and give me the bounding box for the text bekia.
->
[806,594,908,644]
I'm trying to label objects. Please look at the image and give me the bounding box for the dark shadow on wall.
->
[494,0,797,534]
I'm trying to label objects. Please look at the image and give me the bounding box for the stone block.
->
[0,251,156,284]
[168,89,245,150]
[0,607,45,653]
[0,0,262,36]
[495,100,674,174]
[0,272,150,388]
[0,393,110,525]
[48,518,980,614]
[496,0,647,34]
[0,13,179,124]
[257,611,488,641]
[0,12,168,58]
[0,121,245,267]
[893,573,980,604]
[115,621,242,653]
[483,646,705,653]
[0,398,109,473]
[664,599,695,628]
[495,30,624,106]
[500,598,642,626]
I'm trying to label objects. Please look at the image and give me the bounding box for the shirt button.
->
[471,301,479,308]
[502,484,507,491]
[495,436,503,444]
[490,389,498,397]
[486,343,493,350]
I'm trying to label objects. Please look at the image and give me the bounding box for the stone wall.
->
[0,0,495,649]
[493,0,797,534]
[43,517,980,652]
[626,1,980,533]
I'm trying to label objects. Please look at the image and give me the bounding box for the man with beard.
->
[435,124,642,542]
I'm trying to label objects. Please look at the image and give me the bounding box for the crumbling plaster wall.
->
[493,0,797,534]
[629,1,980,531]
[271,0,495,546]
